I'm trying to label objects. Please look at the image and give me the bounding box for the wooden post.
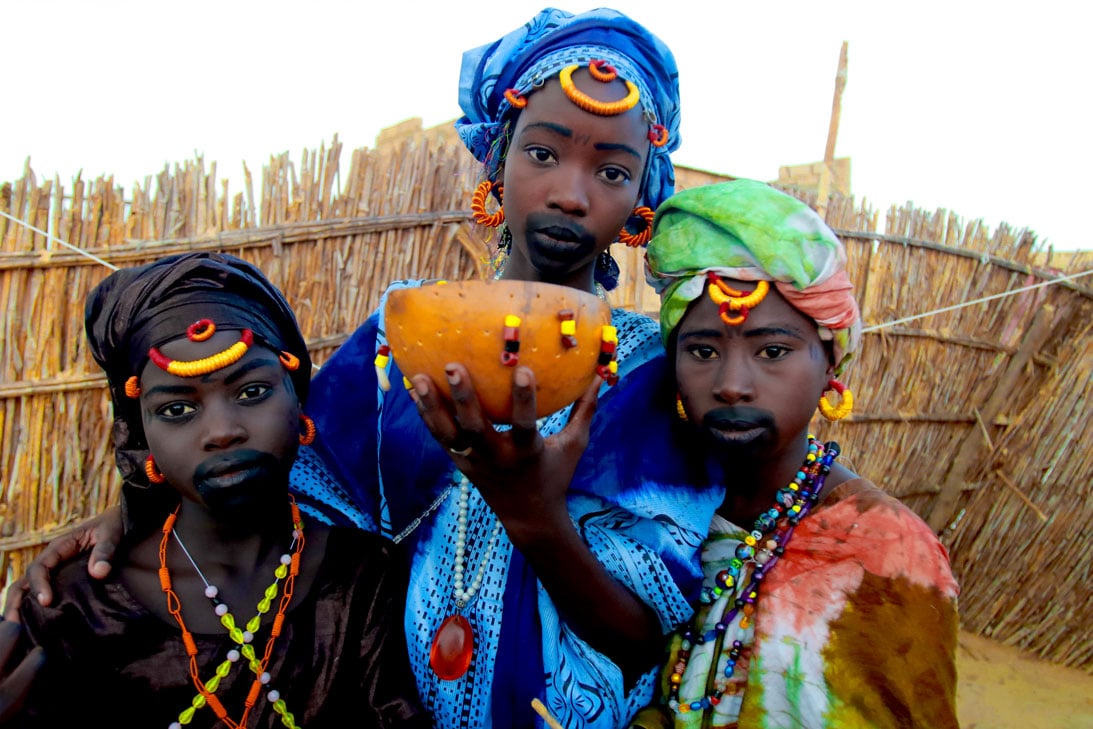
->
[817,41,848,219]
[925,304,1056,531]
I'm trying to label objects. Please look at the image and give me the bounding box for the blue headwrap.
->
[457,7,681,215]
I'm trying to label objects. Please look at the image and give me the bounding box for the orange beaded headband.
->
[504,60,670,147]
[558,63,639,116]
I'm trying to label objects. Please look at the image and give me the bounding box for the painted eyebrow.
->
[520,122,643,160]
[522,121,572,138]
[742,326,810,340]
[222,356,281,385]
[678,325,810,342]
[142,356,281,396]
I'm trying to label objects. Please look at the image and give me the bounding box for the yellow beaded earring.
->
[818,379,854,421]
[676,393,688,422]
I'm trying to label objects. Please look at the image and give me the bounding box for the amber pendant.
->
[429,614,474,680]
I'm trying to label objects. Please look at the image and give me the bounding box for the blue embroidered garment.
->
[290,280,721,728]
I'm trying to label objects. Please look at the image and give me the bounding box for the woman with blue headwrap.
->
[14,8,719,729]
[292,9,721,728]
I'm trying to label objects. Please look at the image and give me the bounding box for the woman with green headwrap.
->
[629,180,960,729]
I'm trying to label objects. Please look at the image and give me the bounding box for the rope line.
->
[0,210,119,271]
[862,269,1093,333]
[2,208,1089,334]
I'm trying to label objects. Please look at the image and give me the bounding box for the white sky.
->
[5,0,1091,251]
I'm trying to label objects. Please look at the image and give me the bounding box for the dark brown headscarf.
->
[85,252,310,491]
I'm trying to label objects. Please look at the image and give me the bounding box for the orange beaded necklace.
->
[158,498,305,729]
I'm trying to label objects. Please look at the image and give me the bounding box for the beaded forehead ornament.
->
[123,318,301,399]
[705,272,771,327]
[503,58,669,148]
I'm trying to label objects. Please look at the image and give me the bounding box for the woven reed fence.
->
[2,134,1091,672]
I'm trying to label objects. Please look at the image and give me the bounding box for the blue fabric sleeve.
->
[288,313,384,528]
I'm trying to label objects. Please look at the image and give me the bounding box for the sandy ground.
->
[957,630,1093,729]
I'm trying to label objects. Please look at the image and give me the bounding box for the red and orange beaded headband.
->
[123,318,301,399]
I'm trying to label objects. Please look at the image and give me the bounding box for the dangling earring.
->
[594,250,620,291]
[144,455,166,484]
[471,180,504,227]
[617,206,655,247]
[299,414,317,446]
[818,379,854,421]
[675,393,688,422]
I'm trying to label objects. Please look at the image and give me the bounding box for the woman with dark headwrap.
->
[16,9,720,728]
[9,252,430,728]
[628,180,960,728]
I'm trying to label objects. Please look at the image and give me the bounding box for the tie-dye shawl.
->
[631,480,960,729]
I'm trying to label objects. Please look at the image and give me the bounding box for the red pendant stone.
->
[429,614,474,680]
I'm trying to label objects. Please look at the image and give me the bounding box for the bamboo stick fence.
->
[2,134,1091,672]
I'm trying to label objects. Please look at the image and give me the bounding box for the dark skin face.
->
[674,281,838,521]
[499,67,651,293]
[138,330,301,525]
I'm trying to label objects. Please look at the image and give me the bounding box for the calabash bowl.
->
[384,280,613,423]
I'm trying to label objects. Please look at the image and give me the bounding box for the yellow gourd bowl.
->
[384,280,613,423]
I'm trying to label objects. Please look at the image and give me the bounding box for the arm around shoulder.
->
[18,505,123,610]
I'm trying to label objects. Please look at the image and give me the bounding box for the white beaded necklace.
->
[452,474,504,609]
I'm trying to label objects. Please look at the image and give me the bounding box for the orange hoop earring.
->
[818,379,854,421]
[186,319,216,342]
[279,351,300,371]
[675,393,688,422]
[299,414,317,446]
[558,64,640,116]
[125,376,141,399]
[648,124,669,148]
[471,180,505,227]
[617,206,655,247]
[503,88,527,109]
[145,455,167,484]
[588,59,618,82]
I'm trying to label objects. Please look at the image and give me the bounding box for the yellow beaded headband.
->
[706,273,770,326]
[124,318,301,398]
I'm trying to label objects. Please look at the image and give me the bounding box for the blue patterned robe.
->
[291,280,721,728]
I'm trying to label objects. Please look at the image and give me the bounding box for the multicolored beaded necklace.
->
[667,437,840,716]
[159,498,305,729]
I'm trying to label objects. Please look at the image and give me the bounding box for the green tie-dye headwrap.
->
[645,179,861,374]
